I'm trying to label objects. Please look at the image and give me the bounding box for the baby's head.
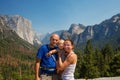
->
[58,39,64,50]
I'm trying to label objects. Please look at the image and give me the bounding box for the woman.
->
[58,39,77,80]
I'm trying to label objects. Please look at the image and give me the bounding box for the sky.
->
[0,0,120,34]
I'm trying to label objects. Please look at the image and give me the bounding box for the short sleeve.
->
[36,45,44,59]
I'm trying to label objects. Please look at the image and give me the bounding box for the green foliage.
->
[74,40,120,79]
[83,40,100,78]
[74,49,83,78]
[100,44,114,77]
[110,52,120,76]
[0,28,37,80]
[1,23,120,79]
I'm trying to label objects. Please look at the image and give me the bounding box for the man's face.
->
[50,35,59,46]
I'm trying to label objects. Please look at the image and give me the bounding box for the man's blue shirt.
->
[36,44,58,74]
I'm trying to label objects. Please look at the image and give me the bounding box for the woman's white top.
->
[62,52,76,80]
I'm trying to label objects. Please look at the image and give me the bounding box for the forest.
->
[75,40,120,79]
[0,40,120,80]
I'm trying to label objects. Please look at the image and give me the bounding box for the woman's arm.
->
[58,52,77,71]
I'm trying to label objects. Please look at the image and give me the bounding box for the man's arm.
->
[35,58,41,80]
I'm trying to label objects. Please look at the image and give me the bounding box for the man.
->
[35,34,60,80]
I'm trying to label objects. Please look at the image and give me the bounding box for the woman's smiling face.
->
[64,40,73,52]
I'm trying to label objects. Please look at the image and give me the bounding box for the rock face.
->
[0,16,36,49]
[76,13,120,45]
[0,15,41,45]
[60,23,86,45]
[42,13,120,47]
[0,16,14,38]
[71,14,120,46]
[42,23,86,45]
[68,24,85,35]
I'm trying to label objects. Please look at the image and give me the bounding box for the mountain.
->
[0,15,37,80]
[0,15,41,45]
[42,13,120,48]
[60,23,86,45]
[37,33,46,41]
[42,23,86,45]
[42,30,65,44]
[70,13,120,48]
[68,23,85,35]
[0,16,37,50]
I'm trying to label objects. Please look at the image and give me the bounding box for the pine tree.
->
[110,51,120,76]
[74,48,83,78]
[82,40,100,79]
[101,43,114,77]
[95,48,105,77]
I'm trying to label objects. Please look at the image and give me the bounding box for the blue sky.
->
[0,0,120,34]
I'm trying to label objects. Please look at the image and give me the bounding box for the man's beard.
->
[53,44,57,47]
[50,43,57,48]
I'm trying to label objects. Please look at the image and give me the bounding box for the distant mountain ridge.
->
[0,15,41,45]
[42,13,120,48]
[42,30,65,44]
[41,23,85,44]
[77,13,120,44]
